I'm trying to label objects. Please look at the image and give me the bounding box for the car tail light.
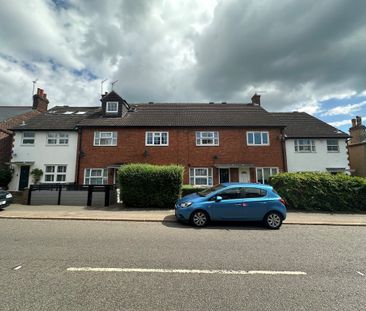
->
[279,198,287,206]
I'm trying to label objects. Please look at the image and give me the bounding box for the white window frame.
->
[84,168,108,185]
[145,132,169,146]
[327,139,339,152]
[106,101,118,113]
[247,131,270,146]
[195,131,219,146]
[44,165,67,183]
[47,132,69,145]
[22,132,35,145]
[294,139,316,152]
[94,131,117,146]
[189,168,213,186]
[256,167,279,184]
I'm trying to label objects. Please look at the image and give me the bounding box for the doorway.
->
[219,168,230,183]
[239,168,250,183]
[18,166,30,190]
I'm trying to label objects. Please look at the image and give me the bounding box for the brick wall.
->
[78,127,285,184]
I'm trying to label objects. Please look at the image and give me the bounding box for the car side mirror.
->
[215,196,222,202]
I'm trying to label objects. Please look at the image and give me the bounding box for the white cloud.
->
[0,0,365,115]
[322,101,366,116]
[329,116,366,127]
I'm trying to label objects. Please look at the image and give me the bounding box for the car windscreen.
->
[198,184,225,196]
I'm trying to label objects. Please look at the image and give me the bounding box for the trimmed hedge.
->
[269,172,366,212]
[118,164,184,208]
[181,185,207,197]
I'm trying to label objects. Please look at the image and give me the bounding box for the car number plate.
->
[0,200,6,205]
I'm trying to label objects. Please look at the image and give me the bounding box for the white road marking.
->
[356,271,364,276]
[13,265,22,270]
[67,267,306,276]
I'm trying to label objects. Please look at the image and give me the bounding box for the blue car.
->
[175,183,287,229]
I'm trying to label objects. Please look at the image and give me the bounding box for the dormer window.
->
[106,101,118,113]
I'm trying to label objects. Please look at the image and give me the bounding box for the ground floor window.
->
[84,168,108,185]
[44,165,67,182]
[256,167,278,184]
[189,168,213,186]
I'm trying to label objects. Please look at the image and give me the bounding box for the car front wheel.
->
[264,211,283,229]
[191,210,209,227]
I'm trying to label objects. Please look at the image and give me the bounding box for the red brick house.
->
[0,88,49,167]
[76,91,286,186]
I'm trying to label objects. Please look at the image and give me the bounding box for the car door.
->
[238,187,269,220]
[208,187,244,220]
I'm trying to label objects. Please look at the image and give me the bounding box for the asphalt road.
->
[0,219,365,311]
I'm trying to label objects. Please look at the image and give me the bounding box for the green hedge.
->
[269,172,366,212]
[118,164,184,208]
[181,185,207,197]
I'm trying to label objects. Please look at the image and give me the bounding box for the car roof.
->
[221,182,273,189]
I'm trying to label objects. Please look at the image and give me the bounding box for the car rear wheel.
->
[264,211,283,229]
[190,210,209,227]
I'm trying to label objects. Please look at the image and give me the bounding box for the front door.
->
[219,168,230,183]
[18,166,30,190]
[239,168,250,183]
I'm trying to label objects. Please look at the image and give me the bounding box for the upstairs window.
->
[84,168,108,185]
[44,165,67,182]
[327,139,339,152]
[22,132,35,145]
[145,132,169,146]
[247,131,269,145]
[106,101,118,113]
[94,131,117,146]
[47,132,69,145]
[294,139,316,152]
[196,131,219,146]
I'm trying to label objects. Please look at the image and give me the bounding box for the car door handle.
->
[235,203,242,206]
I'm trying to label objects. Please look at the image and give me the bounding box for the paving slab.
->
[1,204,366,226]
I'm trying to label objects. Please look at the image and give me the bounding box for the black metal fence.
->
[27,183,117,207]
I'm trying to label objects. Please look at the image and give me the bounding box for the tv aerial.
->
[111,80,119,90]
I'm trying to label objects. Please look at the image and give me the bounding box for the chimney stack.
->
[251,93,261,106]
[32,88,49,113]
[349,116,366,144]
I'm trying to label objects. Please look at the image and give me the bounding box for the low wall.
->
[29,189,117,206]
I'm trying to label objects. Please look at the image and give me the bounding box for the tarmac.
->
[1,204,366,226]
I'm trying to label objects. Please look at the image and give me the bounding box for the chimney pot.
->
[356,116,362,126]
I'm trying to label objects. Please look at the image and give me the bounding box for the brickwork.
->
[78,127,285,184]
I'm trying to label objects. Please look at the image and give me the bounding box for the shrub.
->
[118,164,184,208]
[181,185,207,197]
[30,168,43,184]
[269,172,366,212]
[0,166,12,189]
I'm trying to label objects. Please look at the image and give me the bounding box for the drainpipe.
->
[280,128,288,172]
[75,127,82,185]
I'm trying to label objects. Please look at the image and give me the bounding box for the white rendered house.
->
[8,106,97,190]
[271,112,350,173]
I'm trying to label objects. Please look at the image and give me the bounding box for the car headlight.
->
[179,201,192,208]
[6,193,12,199]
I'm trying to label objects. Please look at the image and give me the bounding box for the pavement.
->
[1,204,366,226]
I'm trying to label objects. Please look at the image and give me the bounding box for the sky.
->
[0,0,365,133]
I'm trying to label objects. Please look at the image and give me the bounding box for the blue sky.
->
[0,0,365,133]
